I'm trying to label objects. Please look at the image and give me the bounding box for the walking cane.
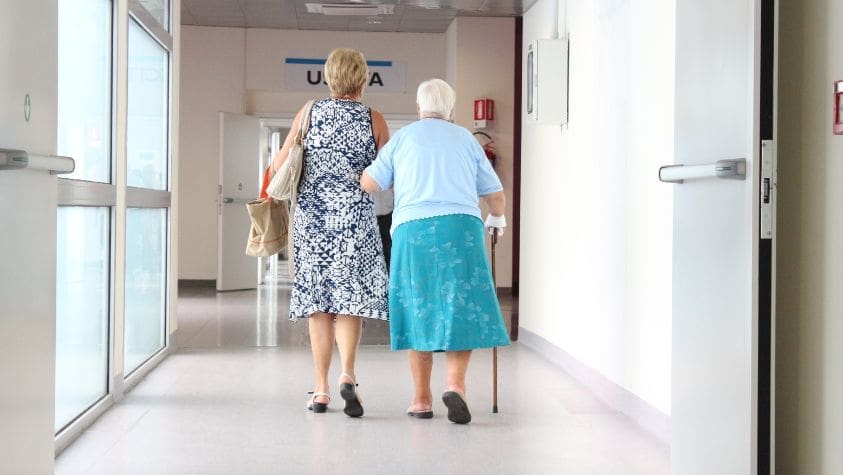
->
[491,231,499,413]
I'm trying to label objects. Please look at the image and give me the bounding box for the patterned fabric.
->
[289,98,389,321]
[389,214,510,351]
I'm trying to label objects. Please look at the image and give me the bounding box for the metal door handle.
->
[0,148,75,174]
[659,158,746,184]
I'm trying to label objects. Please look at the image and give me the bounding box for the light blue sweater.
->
[365,118,503,235]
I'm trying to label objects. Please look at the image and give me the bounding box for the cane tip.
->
[493,406,499,413]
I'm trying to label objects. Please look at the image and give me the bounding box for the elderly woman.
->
[361,79,510,424]
[270,48,390,417]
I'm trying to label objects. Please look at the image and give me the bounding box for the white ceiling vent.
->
[305,3,395,16]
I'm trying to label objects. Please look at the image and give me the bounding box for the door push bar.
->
[0,148,75,174]
[659,158,746,184]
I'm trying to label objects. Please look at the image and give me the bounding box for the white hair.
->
[416,79,455,119]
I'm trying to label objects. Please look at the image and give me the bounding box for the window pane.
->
[127,20,169,190]
[56,207,110,432]
[57,0,112,183]
[124,208,167,374]
[139,0,169,31]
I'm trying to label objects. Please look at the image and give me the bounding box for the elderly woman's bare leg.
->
[445,350,472,395]
[335,314,364,417]
[442,350,473,423]
[408,351,433,414]
[308,312,334,410]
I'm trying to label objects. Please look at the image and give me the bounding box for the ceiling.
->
[181,0,537,33]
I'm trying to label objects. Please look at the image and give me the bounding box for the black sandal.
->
[339,373,364,418]
[407,406,434,419]
[442,391,471,424]
[307,391,330,413]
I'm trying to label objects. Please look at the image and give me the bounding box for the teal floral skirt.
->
[389,214,511,351]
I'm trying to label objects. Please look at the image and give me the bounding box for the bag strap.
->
[295,100,316,145]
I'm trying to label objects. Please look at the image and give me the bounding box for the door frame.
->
[757,0,778,471]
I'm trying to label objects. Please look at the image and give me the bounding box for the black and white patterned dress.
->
[289,98,389,320]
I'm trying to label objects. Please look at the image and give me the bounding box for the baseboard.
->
[519,328,671,445]
[178,279,215,289]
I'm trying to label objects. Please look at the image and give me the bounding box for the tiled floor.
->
[56,284,670,474]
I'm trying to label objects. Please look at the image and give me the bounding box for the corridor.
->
[56,284,669,474]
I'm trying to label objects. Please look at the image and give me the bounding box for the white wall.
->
[0,0,57,471]
[520,0,674,415]
[179,26,246,279]
[445,20,458,86]
[776,0,843,472]
[446,17,516,288]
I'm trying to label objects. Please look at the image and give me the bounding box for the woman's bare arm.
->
[371,109,390,150]
[269,107,305,173]
[481,191,506,216]
[360,171,382,194]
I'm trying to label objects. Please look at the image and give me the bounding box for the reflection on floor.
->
[56,284,670,474]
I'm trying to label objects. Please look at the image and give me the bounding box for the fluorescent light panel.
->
[305,3,395,16]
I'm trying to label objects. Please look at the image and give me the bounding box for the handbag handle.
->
[261,100,316,200]
[295,100,316,146]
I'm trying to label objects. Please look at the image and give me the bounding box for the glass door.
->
[55,0,113,433]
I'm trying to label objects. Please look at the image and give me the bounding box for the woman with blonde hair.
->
[270,48,390,417]
[361,78,510,424]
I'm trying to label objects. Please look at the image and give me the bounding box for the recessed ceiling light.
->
[410,0,441,9]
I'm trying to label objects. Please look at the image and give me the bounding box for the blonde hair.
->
[324,48,368,98]
[416,79,455,119]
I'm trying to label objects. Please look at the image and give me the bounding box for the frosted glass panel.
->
[57,0,112,183]
[55,207,110,432]
[124,208,167,374]
[127,20,169,190]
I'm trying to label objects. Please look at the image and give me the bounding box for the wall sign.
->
[284,57,406,93]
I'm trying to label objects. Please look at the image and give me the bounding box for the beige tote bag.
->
[244,198,289,257]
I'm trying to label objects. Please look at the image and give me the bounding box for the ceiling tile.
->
[297,17,352,31]
[245,15,300,29]
[181,3,198,24]
[182,0,533,33]
[184,0,245,16]
[191,15,248,27]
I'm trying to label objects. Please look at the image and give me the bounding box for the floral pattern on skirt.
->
[388,214,510,351]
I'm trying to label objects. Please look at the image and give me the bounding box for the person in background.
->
[360,78,509,424]
[270,48,389,417]
[371,188,394,268]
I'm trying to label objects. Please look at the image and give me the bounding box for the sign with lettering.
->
[284,58,406,93]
